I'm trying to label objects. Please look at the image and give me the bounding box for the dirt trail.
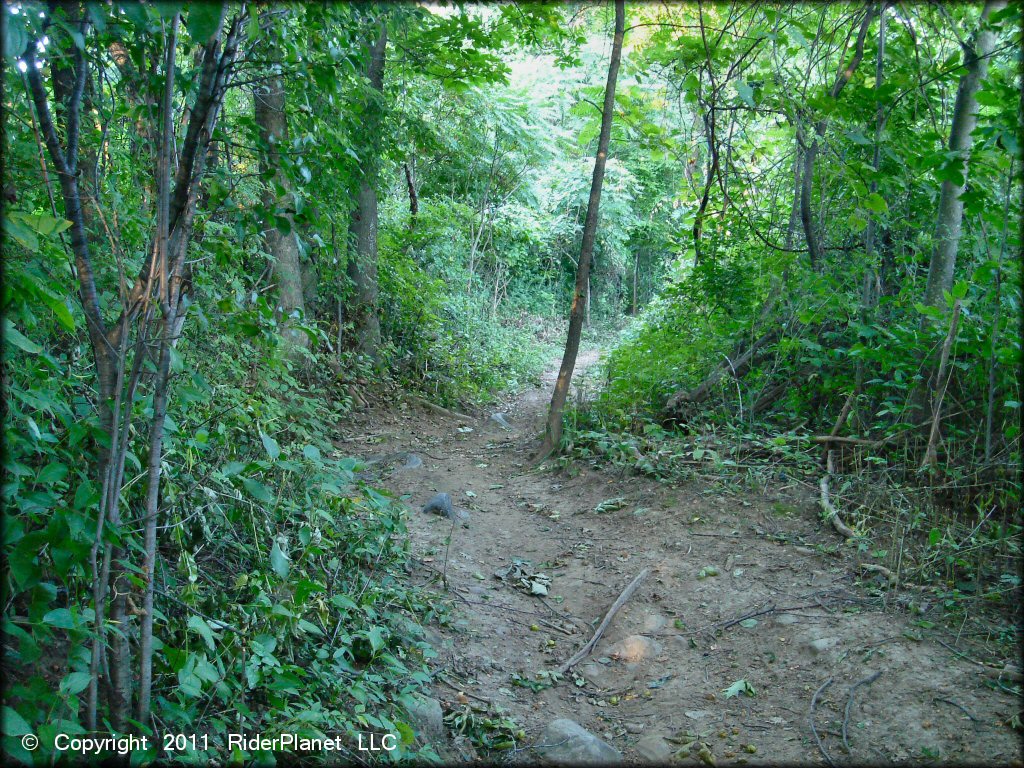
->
[343,351,1021,765]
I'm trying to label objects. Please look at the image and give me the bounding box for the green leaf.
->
[240,477,274,503]
[863,192,887,213]
[735,79,755,108]
[302,444,322,461]
[3,320,43,355]
[59,671,92,696]
[270,540,290,578]
[723,679,755,698]
[186,3,223,43]
[42,608,76,629]
[259,430,281,460]
[2,707,32,736]
[188,615,216,651]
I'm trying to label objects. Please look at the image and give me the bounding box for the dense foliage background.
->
[2,1,1020,763]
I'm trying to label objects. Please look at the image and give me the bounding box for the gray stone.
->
[642,613,668,632]
[578,662,615,690]
[538,719,621,764]
[406,696,444,742]
[635,734,673,762]
[603,635,662,663]
[421,493,470,525]
[490,412,513,430]
[422,493,454,517]
[774,613,799,626]
[400,453,423,470]
[806,637,841,655]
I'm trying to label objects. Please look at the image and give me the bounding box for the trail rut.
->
[342,351,1021,765]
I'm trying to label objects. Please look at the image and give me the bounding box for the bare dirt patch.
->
[340,351,1022,765]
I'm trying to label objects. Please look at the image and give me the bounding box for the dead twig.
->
[932,697,979,723]
[557,567,650,674]
[437,673,492,705]
[809,676,836,768]
[842,671,882,752]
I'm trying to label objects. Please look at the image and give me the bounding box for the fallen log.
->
[665,328,780,411]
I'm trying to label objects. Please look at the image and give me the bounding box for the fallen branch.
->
[809,677,836,768]
[858,563,895,583]
[403,393,474,423]
[842,670,882,752]
[981,663,1023,683]
[819,473,855,539]
[557,567,650,674]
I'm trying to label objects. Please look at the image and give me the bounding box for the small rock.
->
[421,493,470,525]
[642,613,668,632]
[806,637,841,655]
[578,662,615,690]
[405,696,444,742]
[684,710,712,720]
[399,453,423,470]
[774,613,799,626]
[635,734,673,762]
[625,723,645,734]
[604,635,662,663]
[537,718,621,764]
[490,412,512,430]
[810,570,830,587]
[422,493,454,517]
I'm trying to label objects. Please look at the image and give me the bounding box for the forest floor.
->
[339,350,1022,766]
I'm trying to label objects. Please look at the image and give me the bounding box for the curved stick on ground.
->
[809,676,836,768]
[842,670,882,752]
[557,567,650,674]
[819,475,855,539]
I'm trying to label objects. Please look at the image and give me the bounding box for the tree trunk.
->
[799,5,878,271]
[922,0,1005,311]
[255,12,308,352]
[536,0,624,461]
[347,22,387,360]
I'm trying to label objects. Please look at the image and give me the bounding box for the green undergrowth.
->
[561,404,1021,664]
[3,294,449,762]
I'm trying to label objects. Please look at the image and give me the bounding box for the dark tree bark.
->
[347,22,387,360]
[536,0,625,461]
[255,10,308,352]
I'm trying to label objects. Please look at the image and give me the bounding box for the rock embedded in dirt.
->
[806,637,841,655]
[421,493,470,525]
[603,635,662,663]
[634,733,674,762]
[774,613,799,626]
[422,493,454,516]
[405,695,445,743]
[490,412,513,430]
[537,718,621,764]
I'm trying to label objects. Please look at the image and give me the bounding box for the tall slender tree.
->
[255,9,308,352]
[347,19,388,360]
[922,0,1006,312]
[536,0,625,461]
